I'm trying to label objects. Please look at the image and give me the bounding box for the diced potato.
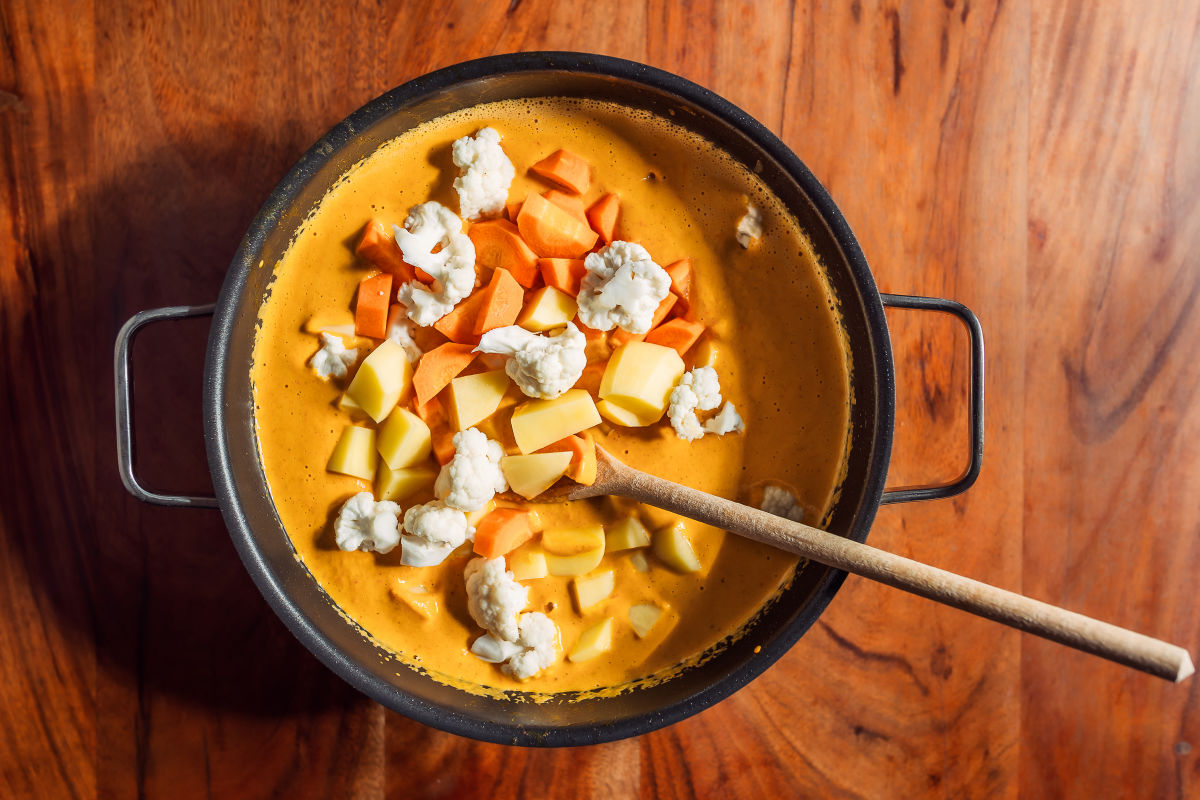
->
[501,451,572,499]
[628,603,664,638]
[568,617,614,663]
[692,338,719,369]
[629,551,650,572]
[345,339,413,423]
[546,547,604,576]
[572,570,615,613]
[508,546,549,580]
[599,342,685,422]
[449,369,511,430]
[464,499,496,528]
[326,425,377,480]
[595,398,660,428]
[337,391,365,415]
[605,516,650,551]
[376,407,432,469]
[305,309,357,337]
[518,286,578,332]
[510,389,602,453]
[542,525,605,555]
[375,462,437,503]
[653,520,703,573]
[389,580,439,620]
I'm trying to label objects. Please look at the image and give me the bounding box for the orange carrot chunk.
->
[505,199,524,221]
[356,220,416,281]
[473,268,525,337]
[412,342,478,406]
[433,291,488,344]
[608,294,677,347]
[538,258,588,296]
[664,258,692,302]
[473,508,536,559]
[432,424,457,465]
[529,148,591,194]
[355,273,393,338]
[586,194,620,244]
[537,434,597,485]
[644,319,705,356]
[467,219,540,288]
[517,193,599,259]
[542,189,589,225]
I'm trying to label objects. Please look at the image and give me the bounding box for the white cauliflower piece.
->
[501,612,559,680]
[736,202,763,248]
[393,201,476,326]
[464,557,528,643]
[434,428,508,512]
[333,492,401,554]
[385,312,423,364]
[469,633,523,664]
[577,241,672,334]
[309,332,358,380]
[760,485,806,524]
[475,323,587,399]
[668,367,724,441]
[452,127,515,221]
[399,501,474,567]
[704,402,744,435]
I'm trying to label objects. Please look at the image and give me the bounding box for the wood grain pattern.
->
[1,1,1197,797]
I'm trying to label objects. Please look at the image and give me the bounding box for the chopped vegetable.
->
[354,273,393,339]
[473,508,536,559]
[467,219,540,288]
[517,193,598,258]
[586,194,619,244]
[412,343,477,406]
[529,148,591,194]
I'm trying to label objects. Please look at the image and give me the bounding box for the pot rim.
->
[203,51,894,746]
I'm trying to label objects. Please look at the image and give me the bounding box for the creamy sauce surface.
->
[251,98,851,695]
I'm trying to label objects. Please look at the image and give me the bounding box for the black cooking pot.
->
[114,52,984,746]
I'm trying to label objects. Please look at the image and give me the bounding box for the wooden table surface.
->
[3,1,1198,797]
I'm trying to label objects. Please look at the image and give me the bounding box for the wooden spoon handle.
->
[611,463,1195,683]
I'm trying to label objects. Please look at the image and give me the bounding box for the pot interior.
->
[205,54,893,745]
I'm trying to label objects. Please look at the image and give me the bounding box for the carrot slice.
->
[538,258,588,296]
[473,268,525,336]
[517,193,599,258]
[505,199,523,221]
[354,273,393,338]
[537,433,597,485]
[432,424,456,465]
[412,394,446,427]
[586,194,620,244]
[412,342,478,406]
[542,189,589,225]
[473,508,535,559]
[467,219,540,288]
[356,220,415,281]
[644,319,705,356]
[433,290,488,344]
[529,149,591,194]
[664,258,692,307]
[608,294,677,347]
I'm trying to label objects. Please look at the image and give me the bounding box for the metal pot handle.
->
[879,293,985,505]
[114,304,220,508]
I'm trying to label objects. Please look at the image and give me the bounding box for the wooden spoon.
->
[521,446,1194,683]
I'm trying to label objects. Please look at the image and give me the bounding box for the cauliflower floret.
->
[452,128,515,221]
[434,428,508,512]
[333,492,401,554]
[393,202,476,326]
[475,323,587,399]
[501,612,559,680]
[704,402,744,435]
[464,557,528,643]
[736,202,763,248]
[760,485,806,524]
[577,241,672,334]
[668,367,724,441]
[398,501,474,567]
[385,312,423,365]
[309,332,358,380]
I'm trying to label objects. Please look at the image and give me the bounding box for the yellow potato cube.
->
[572,570,615,613]
[508,545,549,581]
[605,517,650,551]
[464,499,496,528]
[501,451,573,499]
[518,286,578,332]
[568,617,614,663]
[389,580,439,621]
[345,339,413,423]
[449,369,511,430]
[546,547,604,576]
[304,309,357,337]
[376,407,432,469]
[510,389,602,453]
[653,520,702,573]
[595,398,660,428]
[542,525,605,555]
[599,342,685,422]
[337,392,365,416]
[375,462,436,503]
[326,425,376,480]
[629,551,650,572]
[691,338,719,369]
[628,603,664,638]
